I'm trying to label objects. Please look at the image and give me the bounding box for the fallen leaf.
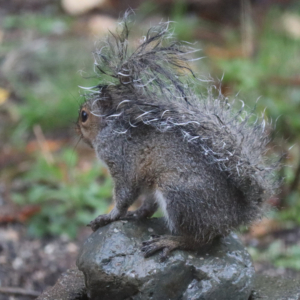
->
[17,206,41,222]
[0,88,10,105]
[26,139,66,153]
[249,218,281,238]
[205,45,247,59]
[0,205,40,224]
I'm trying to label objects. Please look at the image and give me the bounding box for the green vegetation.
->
[218,11,300,134]
[4,38,99,145]
[249,240,300,270]
[11,148,112,238]
[2,13,73,34]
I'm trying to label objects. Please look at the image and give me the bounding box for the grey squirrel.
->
[76,13,278,260]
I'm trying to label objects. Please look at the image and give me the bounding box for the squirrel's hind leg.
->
[141,189,214,260]
[141,235,204,261]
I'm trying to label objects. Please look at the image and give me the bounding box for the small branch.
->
[269,76,300,87]
[33,124,54,164]
[0,287,40,298]
[241,0,254,57]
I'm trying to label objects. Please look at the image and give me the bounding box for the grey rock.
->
[77,218,255,300]
[37,268,87,300]
[250,274,300,300]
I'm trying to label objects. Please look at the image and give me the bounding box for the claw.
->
[141,243,163,258]
[89,220,100,232]
[141,235,203,260]
[89,214,112,231]
[160,247,172,262]
[141,236,179,259]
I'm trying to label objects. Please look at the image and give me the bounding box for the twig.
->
[241,0,254,57]
[0,287,40,298]
[269,76,300,87]
[33,124,54,164]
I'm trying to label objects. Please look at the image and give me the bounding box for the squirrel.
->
[76,13,279,260]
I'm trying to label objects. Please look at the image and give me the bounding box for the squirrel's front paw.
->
[88,214,111,231]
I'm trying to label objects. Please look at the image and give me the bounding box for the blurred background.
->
[1,0,300,298]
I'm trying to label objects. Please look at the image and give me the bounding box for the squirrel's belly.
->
[154,189,176,232]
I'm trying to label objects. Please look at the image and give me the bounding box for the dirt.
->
[0,222,90,300]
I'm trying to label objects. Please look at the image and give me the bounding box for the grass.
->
[249,240,300,270]
[216,9,300,135]
[11,148,113,238]
[5,37,100,145]
[1,12,101,146]
[2,13,73,35]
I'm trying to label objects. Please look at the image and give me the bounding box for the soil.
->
[0,222,90,300]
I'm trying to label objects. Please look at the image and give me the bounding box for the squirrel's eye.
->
[81,110,88,123]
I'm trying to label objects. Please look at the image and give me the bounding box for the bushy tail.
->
[187,90,280,206]
[92,11,198,102]
[89,12,279,208]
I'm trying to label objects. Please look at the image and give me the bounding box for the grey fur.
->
[77,13,279,257]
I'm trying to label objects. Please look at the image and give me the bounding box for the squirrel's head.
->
[76,103,101,148]
[76,86,113,147]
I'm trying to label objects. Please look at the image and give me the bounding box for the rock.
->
[61,0,108,16]
[37,268,87,300]
[77,218,255,300]
[250,274,300,300]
